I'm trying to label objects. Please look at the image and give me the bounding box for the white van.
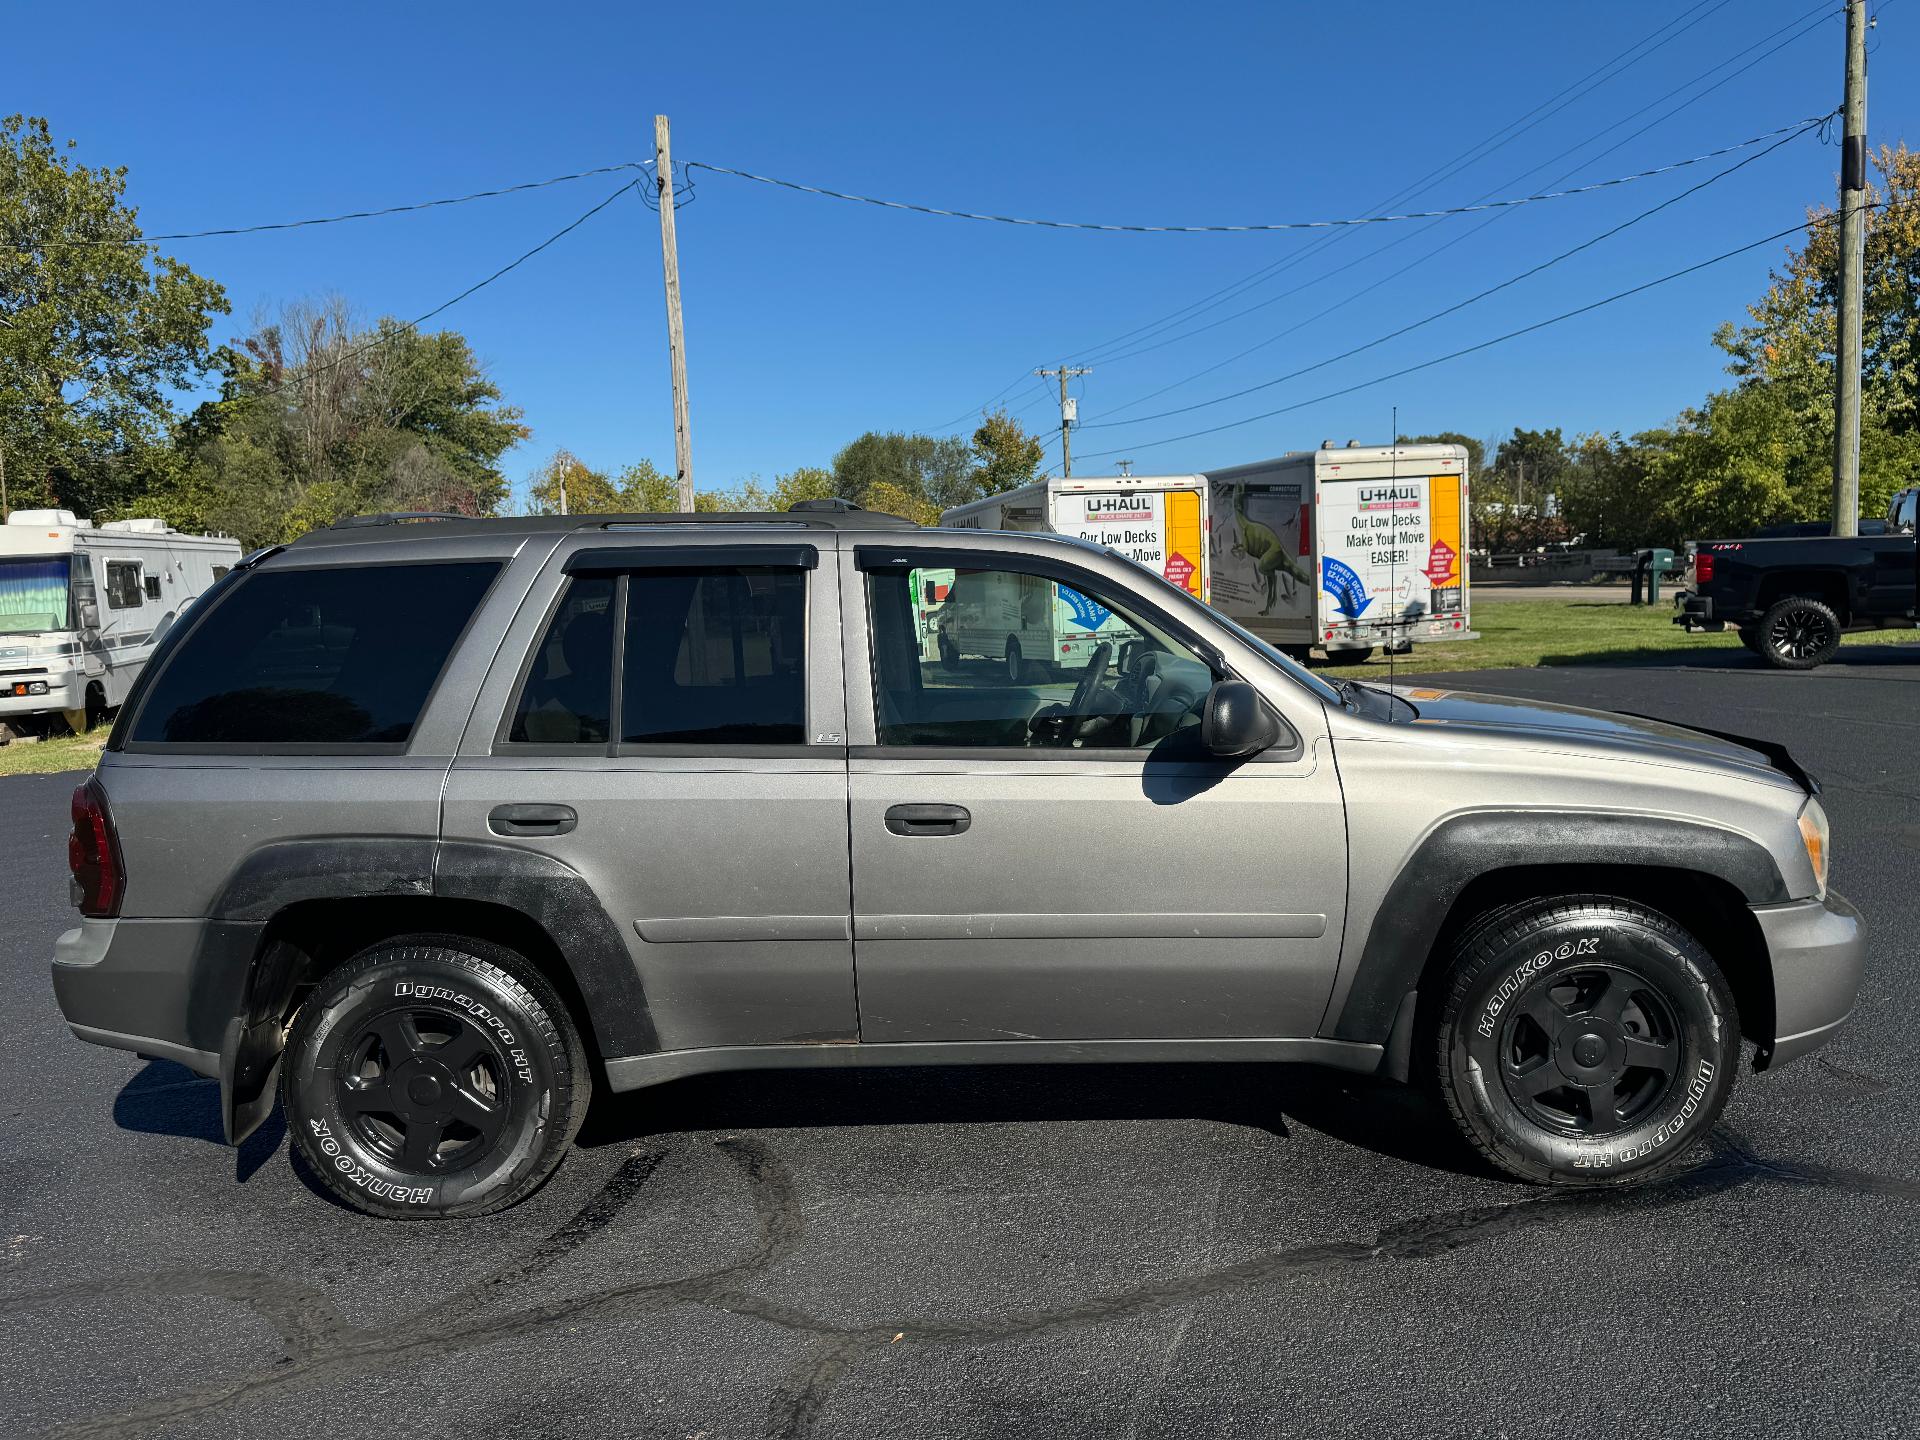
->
[0,510,242,736]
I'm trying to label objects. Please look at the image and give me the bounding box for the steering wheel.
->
[1064,642,1112,743]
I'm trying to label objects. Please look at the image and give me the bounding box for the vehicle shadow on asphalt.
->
[111,1058,285,1183]
[577,1062,1504,1183]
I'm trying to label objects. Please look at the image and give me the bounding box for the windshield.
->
[0,556,73,635]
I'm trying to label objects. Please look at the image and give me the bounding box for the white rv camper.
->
[0,510,242,737]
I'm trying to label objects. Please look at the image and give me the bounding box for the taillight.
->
[69,779,124,918]
[1694,552,1715,584]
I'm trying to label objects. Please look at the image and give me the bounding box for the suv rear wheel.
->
[1432,897,1738,1186]
[281,935,590,1219]
[1758,595,1842,670]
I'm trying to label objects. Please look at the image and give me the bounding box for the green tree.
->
[830,430,972,517]
[528,449,620,514]
[969,407,1045,497]
[766,465,837,510]
[1702,142,1920,524]
[1398,431,1486,474]
[0,115,228,517]
[174,298,528,544]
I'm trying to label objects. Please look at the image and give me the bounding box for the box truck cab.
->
[0,510,242,737]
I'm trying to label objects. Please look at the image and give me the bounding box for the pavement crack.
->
[20,1129,1920,1440]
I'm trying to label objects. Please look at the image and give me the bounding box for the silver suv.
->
[52,505,1863,1218]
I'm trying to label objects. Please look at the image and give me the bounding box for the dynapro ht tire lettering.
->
[281,935,590,1219]
[1432,897,1738,1186]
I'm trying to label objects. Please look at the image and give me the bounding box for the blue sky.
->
[9,1,1914,503]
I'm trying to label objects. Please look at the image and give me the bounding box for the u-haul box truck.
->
[936,475,1208,677]
[1205,442,1475,658]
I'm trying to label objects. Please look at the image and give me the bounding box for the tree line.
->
[4,113,1915,553]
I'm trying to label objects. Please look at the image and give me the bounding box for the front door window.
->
[866,562,1214,750]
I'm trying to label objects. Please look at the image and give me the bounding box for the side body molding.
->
[1326,809,1790,1046]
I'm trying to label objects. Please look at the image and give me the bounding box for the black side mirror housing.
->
[1201,679,1286,759]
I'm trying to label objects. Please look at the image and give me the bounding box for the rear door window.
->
[507,577,616,745]
[128,561,500,747]
[501,564,809,750]
[622,568,806,745]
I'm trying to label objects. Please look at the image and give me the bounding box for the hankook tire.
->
[281,934,590,1219]
[1433,897,1738,1186]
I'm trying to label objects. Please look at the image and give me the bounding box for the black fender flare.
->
[199,836,655,1144]
[1327,809,1789,1049]
[433,839,658,1057]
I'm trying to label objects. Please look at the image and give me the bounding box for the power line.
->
[12,162,654,249]
[240,179,638,400]
[1084,2,1840,422]
[1080,117,1823,433]
[1089,112,1830,378]
[1086,0,1837,379]
[1072,214,1847,465]
[1059,0,1759,369]
[920,0,1764,428]
[681,135,1816,236]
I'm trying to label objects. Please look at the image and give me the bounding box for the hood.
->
[1383,684,1805,789]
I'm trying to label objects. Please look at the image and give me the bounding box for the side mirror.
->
[77,600,100,633]
[1201,679,1285,759]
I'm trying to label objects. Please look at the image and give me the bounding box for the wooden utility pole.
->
[1832,0,1868,536]
[1035,365,1092,476]
[654,114,695,511]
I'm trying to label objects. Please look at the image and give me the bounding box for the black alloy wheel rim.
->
[1769,607,1835,660]
[336,1009,511,1174]
[1497,965,1683,1137]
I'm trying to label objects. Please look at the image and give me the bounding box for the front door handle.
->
[885,803,971,837]
[489,803,577,837]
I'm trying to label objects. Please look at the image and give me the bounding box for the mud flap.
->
[220,1014,286,1145]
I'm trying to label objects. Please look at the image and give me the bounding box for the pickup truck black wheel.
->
[281,935,590,1219]
[1736,625,1765,655]
[1758,596,1842,670]
[1432,897,1738,1186]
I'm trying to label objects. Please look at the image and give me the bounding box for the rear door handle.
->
[885,803,971,837]
[488,803,577,837]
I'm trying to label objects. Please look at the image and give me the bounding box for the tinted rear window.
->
[622,568,806,745]
[130,561,499,746]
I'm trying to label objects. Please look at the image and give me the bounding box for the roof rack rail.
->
[286,506,923,546]
[786,497,865,513]
[327,511,470,529]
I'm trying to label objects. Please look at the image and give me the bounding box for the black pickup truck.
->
[1674,486,1918,669]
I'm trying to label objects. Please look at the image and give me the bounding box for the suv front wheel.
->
[281,935,590,1219]
[1432,897,1738,1186]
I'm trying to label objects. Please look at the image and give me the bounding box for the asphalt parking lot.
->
[3,644,1917,1439]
